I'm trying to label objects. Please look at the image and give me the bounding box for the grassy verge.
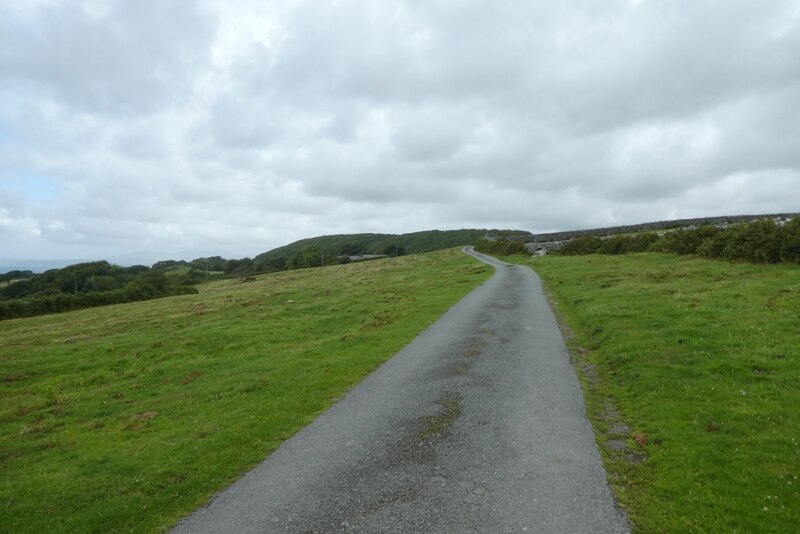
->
[503,252,800,532]
[0,249,491,533]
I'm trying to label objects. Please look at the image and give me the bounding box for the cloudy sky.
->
[1,0,799,264]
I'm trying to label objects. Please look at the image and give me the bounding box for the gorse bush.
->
[474,238,528,256]
[561,233,661,256]
[655,225,719,255]
[561,236,604,255]
[655,218,800,263]
[559,218,800,264]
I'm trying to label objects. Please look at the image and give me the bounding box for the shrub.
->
[779,218,800,262]
[655,225,719,255]
[560,218,800,265]
[474,238,528,256]
[0,279,198,321]
[561,236,603,255]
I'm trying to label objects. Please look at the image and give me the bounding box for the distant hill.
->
[253,229,499,271]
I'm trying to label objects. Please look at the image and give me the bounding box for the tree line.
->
[473,238,529,256]
[0,240,405,321]
[0,262,198,321]
[0,270,35,284]
[559,218,800,263]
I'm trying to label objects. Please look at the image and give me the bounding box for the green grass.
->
[0,249,491,533]
[505,252,800,532]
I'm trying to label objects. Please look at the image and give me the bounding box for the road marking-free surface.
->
[171,248,629,533]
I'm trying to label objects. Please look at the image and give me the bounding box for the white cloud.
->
[0,0,799,264]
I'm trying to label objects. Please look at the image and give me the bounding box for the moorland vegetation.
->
[0,249,491,533]
[560,218,800,263]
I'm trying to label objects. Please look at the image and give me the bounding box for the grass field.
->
[506,252,800,532]
[0,249,491,533]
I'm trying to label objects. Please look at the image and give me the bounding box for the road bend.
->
[171,247,629,533]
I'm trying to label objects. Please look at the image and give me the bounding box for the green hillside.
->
[0,249,491,534]
[252,229,492,271]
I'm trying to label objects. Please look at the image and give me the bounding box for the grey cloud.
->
[711,87,800,174]
[390,105,476,163]
[111,119,171,160]
[0,0,217,115]
[207,96,282,149]
[1,0,799,263]
[265,2,433,103]
[529,1,800,133]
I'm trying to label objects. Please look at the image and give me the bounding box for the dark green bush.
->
[474,238,528,256]
[561,236,603,255]
[655,225,720,255]
[779,218,800,262]
[721,219,781,263]
[0,275,198,321]
[561,219,799,265]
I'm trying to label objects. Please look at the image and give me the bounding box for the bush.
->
[0,278,198,321]
[474,238,528,256]
[779,218,800,262]
[655,225,720,255]
[561,218,800,265]
[561,236,603,255]
[722,219,781,263]
[562,233,657,255]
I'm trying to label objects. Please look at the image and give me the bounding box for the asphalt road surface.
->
[171,247,629,533]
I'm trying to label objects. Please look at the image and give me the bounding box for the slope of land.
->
[253,229,493,271]
[0,249,491,534]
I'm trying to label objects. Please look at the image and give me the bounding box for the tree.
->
[287,244,323,269]
[382,243,405,257]
[338,242,367,256]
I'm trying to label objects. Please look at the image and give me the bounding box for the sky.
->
[1,0,799,265]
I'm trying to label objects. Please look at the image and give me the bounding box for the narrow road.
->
[171,248,629,533]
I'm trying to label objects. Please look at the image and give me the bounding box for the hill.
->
[0,229,516,320]
[0,249,491,533]
[252,229,495,271]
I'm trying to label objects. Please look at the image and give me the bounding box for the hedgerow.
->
[474,238,528,256]
[0,272,198,321]
[559,218,800,264]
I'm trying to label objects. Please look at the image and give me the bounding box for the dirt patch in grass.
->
[180,370,202,385]
[63,335,97,344]
[2,373,28,383]
[127,411,158,430]
[361,310,395,330]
